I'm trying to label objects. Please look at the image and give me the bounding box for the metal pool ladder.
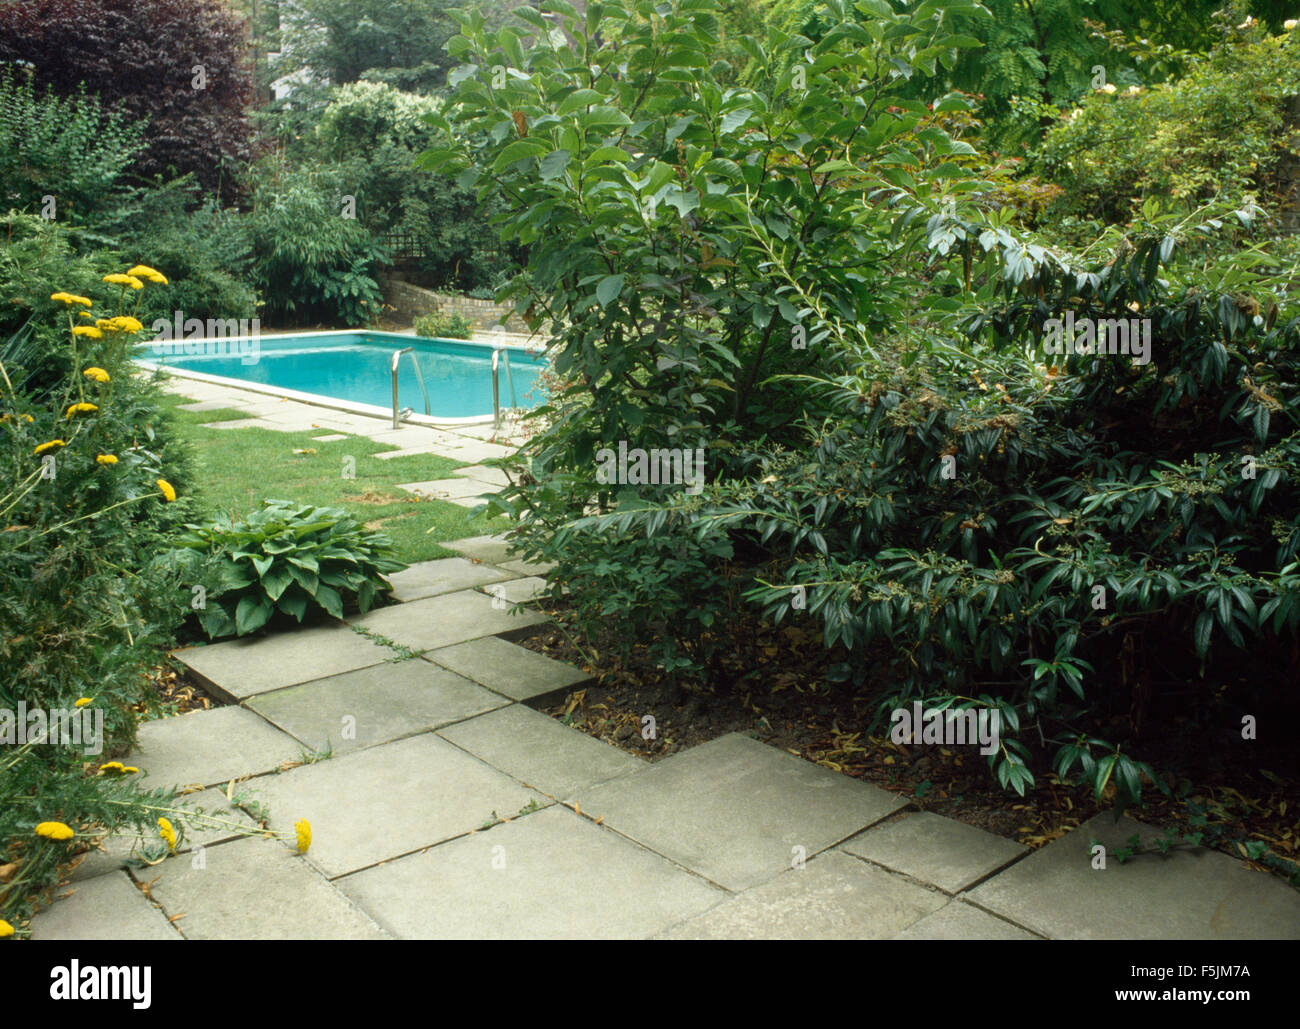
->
[391,347,431,429]
[491,346,517,431]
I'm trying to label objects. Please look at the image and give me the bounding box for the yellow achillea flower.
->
[97,761,126,775]
[83,366,110,382]
[74,697,92,707]
[50,292,93,307]
[35,822,75,841]
[156,478,176,502]
[157,818,177,852]
[33,440,65,455]
[126,265,168,285]
[102,273,144,290]
[294,818,312,854]
[65,403,99,418]
[73,326,104,340]
[96,315,144,334]
[96,454,118,465]
[122,766,140,774]
[1,413,34,424]
[77,311,95,321]
[0,919,13,938]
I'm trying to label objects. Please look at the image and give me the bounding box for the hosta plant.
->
[174,500,407,638]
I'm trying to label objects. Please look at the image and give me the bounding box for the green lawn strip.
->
[161,394,510,563]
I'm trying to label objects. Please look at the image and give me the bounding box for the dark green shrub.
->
[174,499,408,638]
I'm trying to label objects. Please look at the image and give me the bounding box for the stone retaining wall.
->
[381,274,526,332]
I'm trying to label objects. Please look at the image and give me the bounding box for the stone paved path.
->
[29,379,1300,939]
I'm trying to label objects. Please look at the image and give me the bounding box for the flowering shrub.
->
[0,264,295,934]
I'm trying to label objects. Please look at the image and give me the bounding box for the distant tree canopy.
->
[0,0,255,199]
[274,0,463,94]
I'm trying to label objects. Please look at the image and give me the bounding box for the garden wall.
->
[380,274,526,332]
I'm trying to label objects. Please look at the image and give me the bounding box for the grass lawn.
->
[162,394,511,563]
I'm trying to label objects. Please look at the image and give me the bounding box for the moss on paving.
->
[162,394,510,563]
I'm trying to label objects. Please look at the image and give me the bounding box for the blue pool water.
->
[138,331,546,420]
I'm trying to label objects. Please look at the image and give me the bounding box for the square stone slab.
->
[71,788,256,881]
[127,707,304,790]
[29,871,178,941]
[454,465,510,487]
[338,805,724,939]
[441,533,517,566]
[385,557,510,603]
[439,704,644,800]
[656,850,946,939]
[967,812,1300,939]
[892,899,1041,940]
[422,636,591,703]
[396,477,497,500]
[346,589,548,653]
[175,621,392,700]
[582,733,906,891]
[242,733,542,877]
[146,837,389,940]
[481,576,548,606]
[247,660,507,756]
[840,811,1027,893]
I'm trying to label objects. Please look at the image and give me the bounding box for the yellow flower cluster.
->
[73,326,104,340]
[126,265,168,286]
[157,818,177,852]
[50,292,92,307]
[96,454,118,465]
[0,413,34,424]
[96,761,139,775]
[35,822,75,841]
[102,273,143,291]
[74,697,92,707]
[295,818,312,854]
[65,403,99,419]
[95,316,144,334]
[33,440,65,455]
[0,919,12,938]
[156,478,176,502]
[83,367,110,383]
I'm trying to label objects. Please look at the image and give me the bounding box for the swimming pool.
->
[136,330,546,425]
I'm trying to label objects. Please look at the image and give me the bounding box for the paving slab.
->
[453,465,510,487]
[242,733,542,877]
[145,837,389,940]
[174,620,392,699]
[346,589,548,653]
[177,399,244,413]
[966,812,1300,939]
[481,576,548,606]
[126,707,304,790]
[71,788,256,880]
[892,899,1041,940]
[422,636,591,703]
[656,850,946,940]
[29,871,178,941]
[439,704,644,800]
[499,557,556,576]
[396,477,498,501]
[247,660,507,756]
[839,811,1027,893]
[581,733,906,891]
[338,805,724,939]
[441,533,531,567]
[311,433,349,442]
[385,556,511,602]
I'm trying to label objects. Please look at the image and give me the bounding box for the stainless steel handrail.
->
[491,348,501,430]
[392,347,431,429]
[491,346,519,431]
